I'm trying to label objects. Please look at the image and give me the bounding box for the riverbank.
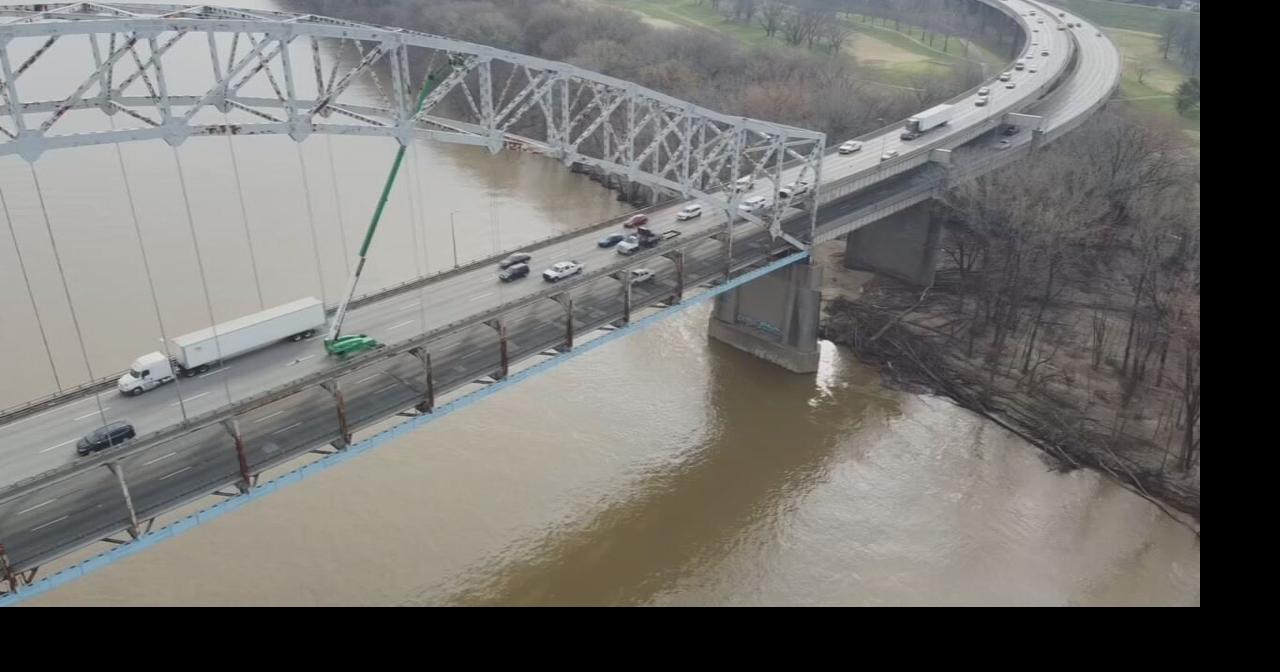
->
[812,241,1201,535]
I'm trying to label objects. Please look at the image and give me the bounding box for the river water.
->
[3,0,1198,606]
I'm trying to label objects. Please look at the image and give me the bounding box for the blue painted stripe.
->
[0,251,808,607]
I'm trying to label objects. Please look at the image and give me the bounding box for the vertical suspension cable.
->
[0,179,62,391]
[325,134,351,276]
[112,120,190,423]
[410,140,431,274]
[172,147,235,407]
[224,124,265,310]
[295,143,327,307]
[409,140,434,315]
[28,163,108,425]
[402,137,428,333]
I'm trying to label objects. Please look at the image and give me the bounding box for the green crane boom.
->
[324,66,451,357]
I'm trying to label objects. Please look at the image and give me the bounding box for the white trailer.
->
[117,297,325,395]
[905,103,956,134]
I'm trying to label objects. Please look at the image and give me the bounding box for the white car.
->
[542,260,583,282]
[738,195,768,213]
[778,181,809,199]
[1028,66,1038,74]
[880,149,899,162]
[977,87,990,96]
[628,268,655,285]
[1005,81,1017,89]
[733,176,755,191]
[838,140,862,154]
[974,97,988,107]
[999,72,1012,82]
[616,235,641,255]
[676,204,703,221]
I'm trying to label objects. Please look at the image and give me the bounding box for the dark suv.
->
[76,421,136,456]
[498,262,530,282]
[498,252,532,269]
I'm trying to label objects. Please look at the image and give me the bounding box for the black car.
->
[598,233,626,248]
[76,421,136,456]
[1002,125,1019,136]
[498,252,532,269]
[900,130,920,141]
[498,262,530,282]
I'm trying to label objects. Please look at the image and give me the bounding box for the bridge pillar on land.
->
[843,200,941,287]
[707,260,823,374]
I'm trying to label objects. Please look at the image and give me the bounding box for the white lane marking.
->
[2,396,97,428]
[284,354,315,367]
[31,515,70,532]
[396,302,420,311]
[73,408,110,422]
[159,466,192,481]
[143,451,177,466]
[39,438,77,454]
[355,374,381,384]
[169,391,210,407]
[468,292,494,302]
[18,498,57,515]
[272,421,303,435]
[198,367,231,378]
[254,410,285,423]
[389,320,416,330]
[374,384,399,394]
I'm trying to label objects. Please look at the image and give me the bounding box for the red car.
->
[624,214,648,229]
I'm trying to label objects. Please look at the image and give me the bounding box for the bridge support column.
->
[411,348,435,413]
[552,293,574,351]
[707,259,822,373]
[321,382,351,450]
[484,320,509,379]
[843,200,941,287]
[107,462,141,538]
[622,274,632,325]
[665,250,685,304]
[1,543,17,593]
[221,419,252,493]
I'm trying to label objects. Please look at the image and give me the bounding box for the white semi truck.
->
[117,297,326,396]
[901,103,956,139]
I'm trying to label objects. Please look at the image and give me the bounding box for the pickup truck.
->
[778,181,810,199]
[542,260,584,282]
[617,227,680,255]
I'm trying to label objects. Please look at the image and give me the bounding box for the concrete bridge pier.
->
[843,200,941,287]
[708,260,823,373]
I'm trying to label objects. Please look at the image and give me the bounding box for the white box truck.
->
[117,297,326,396]
[904,103,955,136]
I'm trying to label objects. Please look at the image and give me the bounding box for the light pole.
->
[450,210,459,268]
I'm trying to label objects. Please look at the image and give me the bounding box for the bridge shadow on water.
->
[424,338,900,606]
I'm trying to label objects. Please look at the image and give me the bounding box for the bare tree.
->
[824,20,854,53]
[757,0,787,38]
[731,0,757,24]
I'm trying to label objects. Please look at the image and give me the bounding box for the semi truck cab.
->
[117,352,176,396]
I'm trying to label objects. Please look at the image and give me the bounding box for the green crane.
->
[324,64,453,357]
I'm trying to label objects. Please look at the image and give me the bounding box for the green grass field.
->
[1057,0,1198,34]
[598,0,1006,89]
